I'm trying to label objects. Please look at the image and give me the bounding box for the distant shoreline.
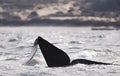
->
[0,18,119,27]
[0,26,93,31]
[0,25,119,31]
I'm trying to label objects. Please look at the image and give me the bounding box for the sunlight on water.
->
[0,26,120,76]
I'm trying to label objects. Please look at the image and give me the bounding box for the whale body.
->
[26,36,111,67]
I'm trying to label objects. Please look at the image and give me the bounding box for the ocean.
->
[0,26,120,76]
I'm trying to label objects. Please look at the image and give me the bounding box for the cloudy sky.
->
[0,0,120,26]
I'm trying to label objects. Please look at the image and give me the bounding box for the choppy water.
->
[0,27,120,76]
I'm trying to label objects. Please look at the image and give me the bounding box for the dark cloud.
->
[84,0,120,11]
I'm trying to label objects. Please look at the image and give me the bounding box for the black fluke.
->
[37,36,70,67]
[37,36,111,67]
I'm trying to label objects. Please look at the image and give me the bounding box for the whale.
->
[25,36,111,67]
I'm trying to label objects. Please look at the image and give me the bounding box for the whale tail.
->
[37,36,70,67]
[26,36,112,67]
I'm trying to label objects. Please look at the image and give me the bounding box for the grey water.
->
[0,27,120,76]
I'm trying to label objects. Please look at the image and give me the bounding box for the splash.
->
[23,38,38,65]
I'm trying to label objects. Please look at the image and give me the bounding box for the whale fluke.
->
[37,36,70,67]
[28,36,112,67]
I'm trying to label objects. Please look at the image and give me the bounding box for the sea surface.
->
[0,26,120,76]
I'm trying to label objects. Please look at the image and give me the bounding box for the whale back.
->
[37,36,70,67]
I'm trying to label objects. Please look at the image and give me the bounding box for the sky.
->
[0,0,120,26]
